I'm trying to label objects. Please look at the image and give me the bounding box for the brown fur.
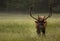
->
[35,16,47,35]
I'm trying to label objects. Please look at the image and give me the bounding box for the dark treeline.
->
[0,0,60,13]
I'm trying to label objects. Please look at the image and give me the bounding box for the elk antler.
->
[45,4,52,20]
[29,6,37,20]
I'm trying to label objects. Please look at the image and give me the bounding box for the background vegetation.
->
[0,0,60,13]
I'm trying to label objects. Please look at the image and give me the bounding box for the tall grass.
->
[0,13,60,41]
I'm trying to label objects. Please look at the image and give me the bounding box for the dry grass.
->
[0,13,60,41]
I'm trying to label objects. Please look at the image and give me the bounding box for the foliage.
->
[0,0,60,13]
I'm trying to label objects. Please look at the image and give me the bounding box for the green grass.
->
[0,13,60,41]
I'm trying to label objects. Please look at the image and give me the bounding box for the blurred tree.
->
[0,0,7,8]
[0,0,60,13]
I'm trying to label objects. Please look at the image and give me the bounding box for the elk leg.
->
[42,27,45,36]
[36,27,41,35]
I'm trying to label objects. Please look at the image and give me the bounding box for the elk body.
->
[29,6,52,36]
[35,16,47,35]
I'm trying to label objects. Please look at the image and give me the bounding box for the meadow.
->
[0,13,60,41]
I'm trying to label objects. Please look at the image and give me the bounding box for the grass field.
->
[0,13,60,41]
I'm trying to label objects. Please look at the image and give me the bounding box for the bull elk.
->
[29,6,52,36]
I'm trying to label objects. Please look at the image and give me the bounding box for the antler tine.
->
[45,4,52,20]
[29,6,37,20]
